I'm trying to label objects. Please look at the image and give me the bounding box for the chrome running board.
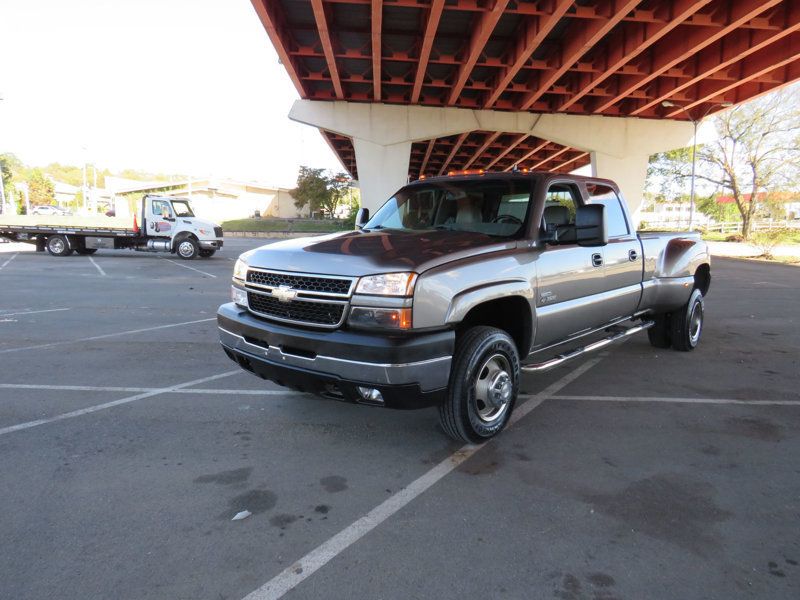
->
[521,321,655,373]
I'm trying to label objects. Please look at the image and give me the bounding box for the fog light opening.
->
[357,386,385,405]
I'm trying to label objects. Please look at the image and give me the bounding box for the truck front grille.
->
[214,226,223,237]
[243,268,355,328]
[246,269,353,295]
[247,292,346,327]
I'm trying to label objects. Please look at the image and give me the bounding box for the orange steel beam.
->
[519,0,641,110]
[593,0,784,113]
[484,134,529,170]
[250,0,307,97]
[664,35,800,116]
[558,0,712,111]
[532,146,572,169]
[631,2,800,115]
[483,0,573,109]
[419,138,436,177]
[411,0,445,103]
[372,0,382,101]
[463,132,502,169]
[447,0,511,105]
[503,140,550,171]
[438,133,470,175]
[310,0,345,99]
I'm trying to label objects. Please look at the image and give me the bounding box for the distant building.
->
[104,177,309,222]
[638,200,712,227]
[717,192,800,220]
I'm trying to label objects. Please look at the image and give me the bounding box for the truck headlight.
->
[348,307,412,330]
[231,285,248,307]
[233,258,248,281]
[355,272,416,296]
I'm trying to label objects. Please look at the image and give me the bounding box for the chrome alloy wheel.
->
[473,353,513,423]
[178,240,195,258]
[49,237,65,254]
[688,298,703,346]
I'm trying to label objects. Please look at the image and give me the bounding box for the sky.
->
[0,0,343,187]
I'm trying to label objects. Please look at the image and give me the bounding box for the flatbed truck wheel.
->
[46,234,74,257]
[176,237,199,260]
[438,326,519,443]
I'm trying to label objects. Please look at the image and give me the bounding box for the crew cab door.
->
[146,198,175,238]
[532,182,608,349]
[584,183,643,322]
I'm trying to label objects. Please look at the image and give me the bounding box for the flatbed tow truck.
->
[0,195,223,259]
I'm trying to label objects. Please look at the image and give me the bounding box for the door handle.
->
[591,253,603,267]
[628,249,638,261]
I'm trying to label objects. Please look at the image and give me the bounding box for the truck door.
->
[146,198,175,238]
[533,182,608,349]
[584,183,643,322]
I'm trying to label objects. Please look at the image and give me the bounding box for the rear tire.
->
[438,326,519,443]
[670,288,704,351]
[647,313,672,348]
[46,234,73,257]
[198,249,216,258]
[175,237,199,260]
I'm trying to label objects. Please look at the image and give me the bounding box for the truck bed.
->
[0,214,139,237]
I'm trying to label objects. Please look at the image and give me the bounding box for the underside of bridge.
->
[252,0,800,213]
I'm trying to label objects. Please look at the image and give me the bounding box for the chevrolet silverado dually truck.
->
[218,171,710,442]
[0,195,223,259]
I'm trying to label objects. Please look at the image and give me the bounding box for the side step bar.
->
[521,320,655,373]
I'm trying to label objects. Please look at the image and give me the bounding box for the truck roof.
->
[404,170,619,191]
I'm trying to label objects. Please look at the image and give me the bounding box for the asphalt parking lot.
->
[1,238,798,600]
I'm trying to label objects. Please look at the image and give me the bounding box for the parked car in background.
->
[31,205,71,216]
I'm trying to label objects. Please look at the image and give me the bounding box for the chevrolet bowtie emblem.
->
[273,285,298,303]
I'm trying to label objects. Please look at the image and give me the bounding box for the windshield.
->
[171,200,195,217]
[364,178,532,238]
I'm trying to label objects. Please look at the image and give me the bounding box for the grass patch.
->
[700,229,800,244]
[221,218,347,233]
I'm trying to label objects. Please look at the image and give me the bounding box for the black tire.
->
[670,288,704,352]
[76,248,97,255]
[175,237,199,260]
[46,234,73,257]
[198,249,216,258]
[438,326,520,443]
[647,313,672,348]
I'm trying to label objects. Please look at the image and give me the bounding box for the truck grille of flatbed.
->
[243,268,355,328]
[247,292,346,327]
[214,226,223,237]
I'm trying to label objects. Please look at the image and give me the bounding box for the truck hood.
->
[242,229,518,276]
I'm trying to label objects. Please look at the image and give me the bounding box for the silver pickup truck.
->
[218,172,710,442]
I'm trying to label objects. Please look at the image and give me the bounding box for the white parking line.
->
[0,317,216,354]
[0,383,300,396]
[0,253,18,270]
[241,356,605,600]
[163,258,217,278]
[0,370,240,437]
[552,394,800,406]
[0,308,71,318]
[88,256,107,276]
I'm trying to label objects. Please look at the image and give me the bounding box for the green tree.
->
[290,166,330,215]
[320,172,353,218]
[27,168,56,206]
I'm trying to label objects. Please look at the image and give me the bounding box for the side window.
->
[586,184,629,237]
[542,184,580,243]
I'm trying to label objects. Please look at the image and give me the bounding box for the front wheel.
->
[670,288,704,351]
[438,326,520,443]
[175,237,199,260]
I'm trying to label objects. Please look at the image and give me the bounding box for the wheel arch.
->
[171,230,198,252]
[694,263,711,296]
[454,295,533,358]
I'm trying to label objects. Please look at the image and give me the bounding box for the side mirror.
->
[355,207,369,230]
[575,204,607,246]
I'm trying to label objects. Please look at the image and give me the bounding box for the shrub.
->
[724,234,744,243]
[749,228,792,259]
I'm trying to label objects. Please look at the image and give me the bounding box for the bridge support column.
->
[289,100,694,217]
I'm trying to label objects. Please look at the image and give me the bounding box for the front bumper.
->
[200,239,224,250]
[217,303,454,409]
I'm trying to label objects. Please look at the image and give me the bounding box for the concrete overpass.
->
[251,0,800,215]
